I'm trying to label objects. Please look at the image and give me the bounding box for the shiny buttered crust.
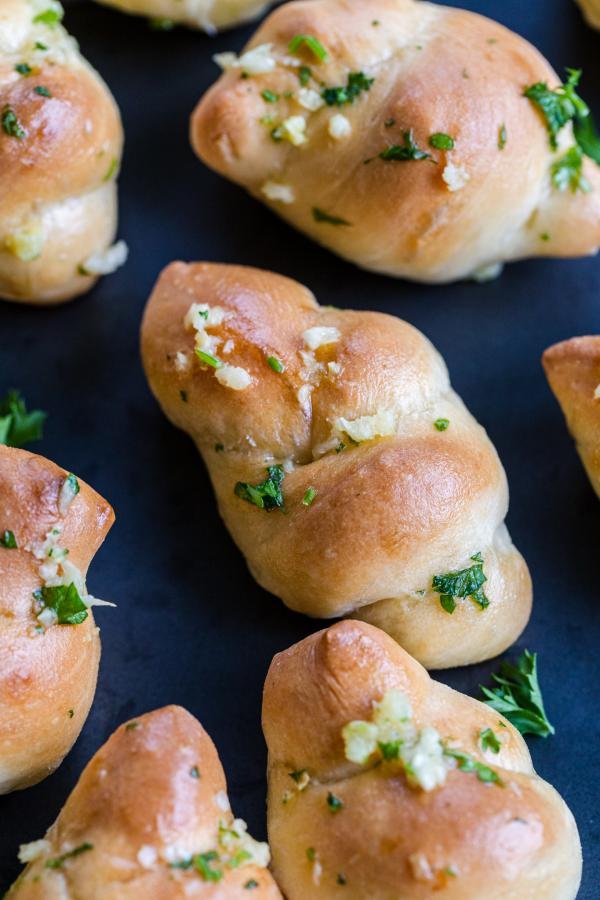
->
[9,706,282,898]
[0,446,114,794]
[191,0,600,283]
[578,0,600,28]
[141,261,531,669]
[263,621,582,899]
[0,0,123,304]
[94,0,275,33]
[543,336,600,497]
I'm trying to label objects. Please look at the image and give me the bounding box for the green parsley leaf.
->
[103,157,118,182]
[148,17,175,30]
[434,418,449,431]
[235,465,285,510]
[432,553,489,613]
[261,89,279,103]
[244,880,259,890]
[35,41,48,50]
[540,232,551,241]
[379,130,432,162]
[299,65,312,86]
[45,843,93,869]
[267,355,285,372]
[480,649,554,738]
[33,8,64,26]
[443,747,502,784]
[302,487,317,506]
[15,63,32,76]
[174,852,223,881]
[306,847,316,861]
[65,472,80,497]
[524,68,589,150]
[288,34,329,61]
[552,145,590,193]
[326,792,343,812]
[0,390,46,447]
[125,721,139,731]
[574,111,600,164]
[190,765,200,778]
[34,85,52,97]
[378,740,401,760]
[479,727,501,753]
[289,768,308,783]
[322,71,374,106]
[34,583,88,625]
[1,530,17,549]
[2,106,26,139]
[312,207,352,226]
[498,124,507,149]
[429,132,455,150]
[195,349,223,368]
[214,443,225,452]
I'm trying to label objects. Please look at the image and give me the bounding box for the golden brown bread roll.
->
[542,335,600,497]
[577,0,600,28]
[93,0,275,33]
[263,620,582,899]
[191,0,600,283]
[0,0,125,304]
[141,261,531,669]
[0,445,114,794]
[9,705,282,898]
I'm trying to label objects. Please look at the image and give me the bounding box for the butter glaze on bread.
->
[141,261,531,669]
[543,336,600,497]
[263,621,582,899]
[0,445,114,794]
[94,0,275,33]
[191,0,600,283]
[0,0,123,304]
[9,706,282,898]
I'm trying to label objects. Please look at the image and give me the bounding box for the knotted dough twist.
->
[0,445,113,794]
[141,261,531,669]
[263,620,582,899]
[191,0,600,283]
[93,0,275,34]
[0,0,124,304]
[9,706,282,898]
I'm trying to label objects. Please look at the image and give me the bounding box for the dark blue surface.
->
[1,0,599,894]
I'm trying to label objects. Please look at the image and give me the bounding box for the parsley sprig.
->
[234,465,285,510]
[34,584,89,625]
[443,747,502,785]
[0,390,46,447]
[480,650,554,738]
[379,131,432,162]
[432,552,489,614]
[322,71,374,106]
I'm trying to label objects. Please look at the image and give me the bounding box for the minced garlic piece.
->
[80,240,128,276]
[328,361,341,375]
[594,384,600,400]
[219,819,270,869]
[278,115,307,146]
[442,162,470,192]
[303,326,340,350]
[215,791,230,812]
[215,364,252,390]
[174,351,190,372]
[4,224,44,262]
[261,181,295,204]
[137,845,157,868]
[184,303,228,357]
[58,475,79,517]
[328,114,352,140]
[214,43,276,75]
[343,720,379,764]
[336,409,395,443]
[408,852,434,882]
[472,262,503,283]
[18,839,51,864]
[296,88,325,111]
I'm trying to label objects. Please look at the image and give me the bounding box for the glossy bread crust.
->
[0,0,123,303]
[93,0,276,33]
[0,445,114,793]
[141,261,531,669]
[8,706,282,898]
[263,621,582,899]
[191,0,600,283]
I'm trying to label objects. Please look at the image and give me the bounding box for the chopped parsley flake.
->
[379,130,432,162]
[2,106,26,140]
[574,110,600,164]
[306,847,316,862]
[33,583,88,626]
[34,85,52,97]
[244,881,259,890]
[261,89,279,103]
[35,41,48,50]
[322,71,374,106]
[1,530,17,549]
[429,132,455,150]
[171,851,223,881]
[312,207,352,226]
[551,145,590,193]
[103,157,118,182]
[444,747,502,784]
[190,765,200,778]
[384,117,396,127]
[196,349,222,368]
[149,17,175,30]
[480,649,554,737]
[498,124,507,149]
[68,708,74,718]
[267,355,285,373]
[479,727,502,753]
[235,465,285,510]
[434,418,449,431]
[215,443,225,452]
[0,390,46,446]
[125,721,139,731]
[432,552,489,614]
[337,873,347,885]
[302,487,317,506]
[33,8,64,26]
[326,792,343,812]
[65,472,80,498]
[288,34,329,61]
[45,843,93,869]
[540,232,550,241]
[299,65,312,86]
[524,68,588,150]
[15,63,32,76]
[289,768,309,784]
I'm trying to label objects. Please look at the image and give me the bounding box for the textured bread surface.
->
[263,621,582,899]
[141,261,531,669]
[94,0,275,33]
